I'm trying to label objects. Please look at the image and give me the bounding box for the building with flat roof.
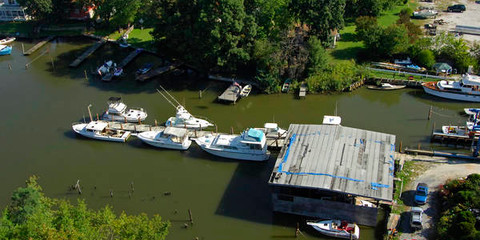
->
[269,123,396,226]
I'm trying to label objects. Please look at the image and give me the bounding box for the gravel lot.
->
[399,162,480,240]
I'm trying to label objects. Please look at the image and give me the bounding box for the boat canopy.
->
[264,123,278,129]
[108,101,127,114]
[176,105,193,120]
[164,127,188,137]
[245,128,264,142]
[461,74,480,86]
[86,121,108,131]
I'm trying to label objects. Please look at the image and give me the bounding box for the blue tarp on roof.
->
[247,128,264,142]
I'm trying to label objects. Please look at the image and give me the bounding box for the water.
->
[1,38,479,239]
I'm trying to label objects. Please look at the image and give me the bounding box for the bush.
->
[416,49,435,69]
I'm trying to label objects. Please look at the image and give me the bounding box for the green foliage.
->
[111,0,141,28]
[416,49,435,69]
[432,33,478,73]
[397,8,413,24]
[305,60,364,92]
[0,176,170,240]
[17,0,52,21]
[307,36,329,75]
[255,70,281,93]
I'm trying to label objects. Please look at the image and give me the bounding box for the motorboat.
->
[442,125,468,136]
[240,84,252,97]
[101,97,148,122]
[323,115,342,125]
[367,83,406,90]
[165,105,214,129]
[282,79,292,93]
[193,128,270,161]
[137,127,192,150]
[0,45,12,55]
[113,67,123,76]
[72,121,131,142]
[422,74,480,102]
[136,63,153,75]
[97,60,114,76]
[157,86,214,129]
[0,37,15,45]
[464,108,480,116]
[256,123,287,138]
[119,34,130,48]
[306,219,360,240]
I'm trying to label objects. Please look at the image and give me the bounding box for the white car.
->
[410,207,423,231]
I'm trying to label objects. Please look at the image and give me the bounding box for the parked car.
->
[410,207,423,231]
[414,183,429,205]
[447,4,466,12]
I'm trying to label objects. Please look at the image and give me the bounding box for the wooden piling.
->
[199,90,202,99]
[215,125,218,133]
[417,143,421,150]
[8,63,11,70]
[96,113,99,121]
[21,43,24,54]
[230,126,234,134]
[84,70,88,80]
[110,189,113,198]
[428,106,433,120]
[295,222,300,237]
[155,119,158,126]
[188,209,193,224]
[399,141,403,153]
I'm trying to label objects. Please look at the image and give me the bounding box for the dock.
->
[23,36,55,55]
[136,62,182,82]
[69,39,106,67]
[217,84,241,103]
[118,49,142,68]
[299,83,307,97]
[431,131,477,147]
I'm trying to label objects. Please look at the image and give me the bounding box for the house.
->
[0,0,27,21]
[65,5,94,20]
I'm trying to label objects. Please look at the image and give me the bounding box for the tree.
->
[111,0,141,27]
[416,49,435,69]
[307,36,329,75]
[17,0,52,21]
[433,33,478,73]
[0,176,170,240]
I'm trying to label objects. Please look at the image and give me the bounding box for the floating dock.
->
[23,36,55,55]
[136,62,182,82]
[118,49,142,68]
[217,84,241,103]
[299,84,307,97]
[69,39,106,67]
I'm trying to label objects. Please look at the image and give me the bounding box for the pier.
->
[23,36,55,55]
[118,49,142,68]
[136,62,182,82]
[69,39,106,67]
[217,84,241,103]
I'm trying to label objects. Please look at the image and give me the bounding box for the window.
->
[6,11,11,16]
[8,0,16,5]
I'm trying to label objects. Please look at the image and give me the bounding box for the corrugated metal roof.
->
[269,124,396,201]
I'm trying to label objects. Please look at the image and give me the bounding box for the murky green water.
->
[0,38,478,239]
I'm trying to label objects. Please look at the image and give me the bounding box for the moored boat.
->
[256,123,287,138]
[306,219,360,240]
[165,105,214,129]
[464,108,480,116]
[101,97,148,122]
[0,45,12,56]
[137,127,192,150]
[136,63,153,75]
[97,60,114,76]
[193,128,270,161]
[113,67,123,76]
[282,79,292,93]
[240,84,252,97]
[422,74,480,102]
[72,121,131,142]
[0,37,15,45]
[367,83,406,90]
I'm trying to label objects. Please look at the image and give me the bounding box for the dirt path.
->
[399,162,480,240]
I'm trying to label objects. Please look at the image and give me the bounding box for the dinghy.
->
[0,37,15,45]
[306,219,360,240]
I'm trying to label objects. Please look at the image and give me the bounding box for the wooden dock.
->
[69,39,106,67]
[136,62,182,82]
[431,131,476,146]
[118,49,142,68]
[23,36,55,55]
[217,84,241,103]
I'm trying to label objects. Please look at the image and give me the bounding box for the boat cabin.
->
[85,121,108,133]
[241,129,266,150]
[107,97,127,115]
[162,127,188,143]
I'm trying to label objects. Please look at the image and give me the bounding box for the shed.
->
[433,62,452,75]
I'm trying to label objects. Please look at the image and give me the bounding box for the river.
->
[0,38,478,239]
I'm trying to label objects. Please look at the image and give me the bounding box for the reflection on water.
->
[0,39,479,239]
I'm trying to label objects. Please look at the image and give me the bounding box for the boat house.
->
[269,124,396,226]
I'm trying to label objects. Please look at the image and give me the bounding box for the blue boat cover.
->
[247,128,264,142]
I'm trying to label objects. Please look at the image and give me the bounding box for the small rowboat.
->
[0,37,15,45]
[367,83,406,90]
[240,84,252,97]
[307,219,360,239]
[0,45,12,56]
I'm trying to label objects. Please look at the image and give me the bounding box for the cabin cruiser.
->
[137,127,192,150]
[165,105,214,129]
[101,97,148,122]
[97,60,115,76]
[256,123,287,138]
[422,74,480,102]
[72,121,130,142]
[306,219,360,240]
[193,128,270,161]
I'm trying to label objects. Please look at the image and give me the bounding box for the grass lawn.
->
[93,27,156,51]
[369,69,440,82]
[0,22,33,35]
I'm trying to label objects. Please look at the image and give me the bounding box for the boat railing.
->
[71,122,84,126]
[194,115,215,126]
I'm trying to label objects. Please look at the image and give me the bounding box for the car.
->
[447,4,466,12]
[410,207,423,231]
[414,183,428,205]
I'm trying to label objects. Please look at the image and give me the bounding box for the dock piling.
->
[188,209,194,224]
[8,63,12,70]
[428,106,433,120]
[110,189,113,198]
[84,70,88,80]
[199,90,202,99]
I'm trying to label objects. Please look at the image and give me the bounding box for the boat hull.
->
[199,146,269,161]
[0,46,12,55]
[166,117,214,130]
[138,133,191,150]
[422,82,480,102]
[367,85,406,90]
[307,221,360,240]
[102,111,148,123]
[72,123,130,142]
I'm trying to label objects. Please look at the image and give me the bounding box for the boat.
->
[367,83,406,90]
[442,125,468,136]
[323,115,342,125]
[101,97,148,122]
[119,34,130,48]
[72,120,131,142]
[282,79,292,93]
[113,67,123,77]
[136,63,153,75]
[422,74,480,102]
[306,219,360,240]
[240,84,252,97]
[394,57,412,65]
[97,60,114,76]
[0,37,15,45]
[464,108,480,116]
[0,45,12,55]
[157,86,214,129]
[193,128,270,161]
[256,123,287,138]
[137,127,192,150]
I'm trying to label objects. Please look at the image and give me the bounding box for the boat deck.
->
[218,85,240,103]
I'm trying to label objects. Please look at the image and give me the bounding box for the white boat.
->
[422,74,480,102]
[193,128,270,161]
[113,67,123,76]
[165,105,214,129]
[72,121,130,142]
[367,83,406,90]
[256,123,287,138]
[137,127,192,150]
[306,220,360,240]
[464,108,480,115]
[0,37,15,45]
[240,84,252,97]
[323,115,342,125]
[442,125,468,135]
[101,97,148,122]
[97,60,114,76]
